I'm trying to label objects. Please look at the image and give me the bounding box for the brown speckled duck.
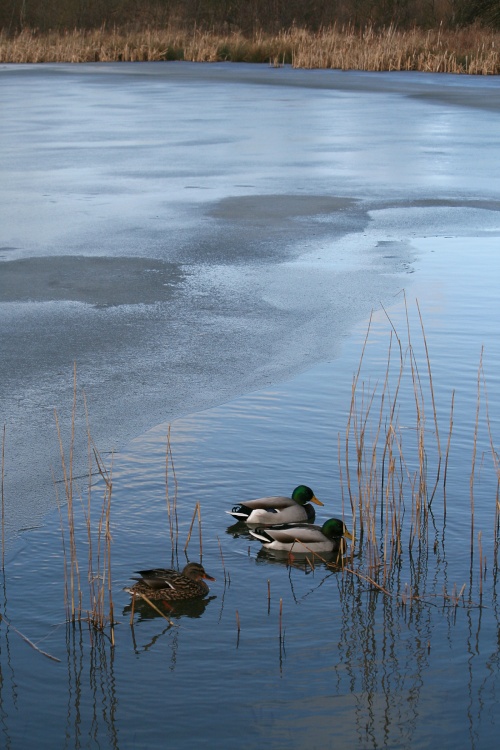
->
[125,562,215,602]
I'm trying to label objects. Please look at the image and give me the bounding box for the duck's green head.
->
[292,485,324,507]
[321,518,353,540]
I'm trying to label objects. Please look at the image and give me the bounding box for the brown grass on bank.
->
[0,24,499,74]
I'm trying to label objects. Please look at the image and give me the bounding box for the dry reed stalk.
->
[54,467,70,618]
[291,24,500,74]
[129,592,136,625]
[54,368,115,635]
[478,355,500,522]
[442,390,456,518]
[1,25,499,72]
[404,296,428,542]
[65,385,115,637]
[134,591,176,626]
[337,433,346,522]
[183,502,203,557]
[457,583,467,603]
[90,441,114,637]
[54,366,81,622]
[165,426,179,559]
[470,350,483,559]
[345,311,373,538]
[341,297,471,600]
[84,397,95,617]
[305,554,315,572]
[0,611,61,663]
[1,424,5,569]
[416,300,442,507]
[339,294,498,612]
[267,579,271,614]
[217,536,227,584]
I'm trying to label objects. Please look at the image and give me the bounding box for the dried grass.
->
[336,296,499,610]
[1,24,499,74]
[55,365,115,641]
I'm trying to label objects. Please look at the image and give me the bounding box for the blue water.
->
[1,235,499,749]
[2,60,500,749]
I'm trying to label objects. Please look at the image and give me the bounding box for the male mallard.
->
[249,518,353,554]
[125,562,215,601]
[226,485,323,525]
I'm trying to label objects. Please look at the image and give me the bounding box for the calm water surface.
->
[1,236,499,749]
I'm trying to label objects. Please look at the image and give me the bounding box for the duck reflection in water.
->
[255,545,346,572]
[225,519,259,541]
[122,594,216,623]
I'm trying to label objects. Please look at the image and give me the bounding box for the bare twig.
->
[0,611,61,663]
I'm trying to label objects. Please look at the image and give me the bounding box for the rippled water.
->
[1,236,499,749]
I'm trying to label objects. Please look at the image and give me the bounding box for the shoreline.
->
[1,25,499,74]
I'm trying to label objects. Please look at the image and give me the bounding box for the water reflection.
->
[0,585,15,750]
[64,625,118,750]
[1,239,500,747]
[122,595,216,624]
[225,520,256,541]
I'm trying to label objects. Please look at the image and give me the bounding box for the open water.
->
[0,63,499,748]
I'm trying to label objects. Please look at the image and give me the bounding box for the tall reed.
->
[339,297,498,606]
[1,24,499,73]
[1,424,5,570]
[55,366,115,638]
[165,426,179,564]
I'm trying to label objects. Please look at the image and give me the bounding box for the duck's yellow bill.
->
[311,495,324,506]
[344,529,354,541]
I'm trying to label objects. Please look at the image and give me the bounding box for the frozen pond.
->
[0,62,500,749]
[1,62,499,537]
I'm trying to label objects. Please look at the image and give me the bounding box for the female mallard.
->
[125,562,215,601]
[249,518,353,554]
[226,485,323,525]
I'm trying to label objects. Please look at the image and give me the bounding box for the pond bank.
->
[1,25,500,73]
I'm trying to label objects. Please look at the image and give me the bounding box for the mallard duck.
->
[226,485,323,525]
[249,518,353,554]
[125,562,215,601]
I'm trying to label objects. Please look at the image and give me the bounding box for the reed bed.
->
[338,296,499,608]
[55,366,115,641]
[292,23,500,73]
[1,24,499,74]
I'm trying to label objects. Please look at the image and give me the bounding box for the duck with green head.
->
[125,562,215,602]
[249,518,353,554]
[227,485,323,525]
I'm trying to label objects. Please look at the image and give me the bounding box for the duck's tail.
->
[226,504,251,520]
[249,527,273,544]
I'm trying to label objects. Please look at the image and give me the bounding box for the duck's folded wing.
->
[244,496,293,509]
[134,569,176,589]
[251,523,323,544]
[227,496,292,518]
